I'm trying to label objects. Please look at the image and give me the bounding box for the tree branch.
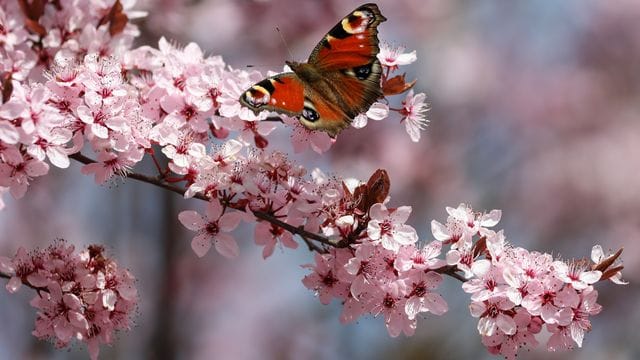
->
[68,153,467,282]
[69,152,337,247]
[433,265,466,282]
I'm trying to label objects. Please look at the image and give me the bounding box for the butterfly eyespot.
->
[302,107,319,122]
[243,86,271,108]
[354,64,372,80]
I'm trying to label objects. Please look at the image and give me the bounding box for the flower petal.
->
[219,212,242,231]
[205,201,223,220]
[215,233,239,258]
[191,233,212,257]
[178,210,205,231]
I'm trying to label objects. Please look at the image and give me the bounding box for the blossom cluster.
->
[299,202,462,338]
[0,240,138,360]
[0,0,143,202]
[438,205,626,358]
[301,203,626,357]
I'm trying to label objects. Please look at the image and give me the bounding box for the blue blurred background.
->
[1,0,639,359]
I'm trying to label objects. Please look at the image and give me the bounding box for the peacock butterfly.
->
[239,3,386,138]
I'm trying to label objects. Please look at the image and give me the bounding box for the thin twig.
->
[298,230,327,253]
[434,265,466,282]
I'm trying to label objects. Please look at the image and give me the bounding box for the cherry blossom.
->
[352,102,390,129]
[179,200,243,258]
[254,220,300,259]
[400,90,430,142]
[302,249,352,305]
[378,42,418,69]
[369,280,416,337]
[284,116,334,154]
[394,241,446,272]
[0,150,49,198]
[554,260,601,291]
[403,270,448,319]
[367,203,418,251]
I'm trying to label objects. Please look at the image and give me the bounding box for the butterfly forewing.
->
[308,3,386,70]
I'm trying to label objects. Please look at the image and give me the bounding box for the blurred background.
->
[1,0,639,359]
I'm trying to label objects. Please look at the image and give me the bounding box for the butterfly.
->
[239,3,386,138]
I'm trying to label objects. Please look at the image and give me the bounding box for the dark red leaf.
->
[382,73,417,96]
[2,73,13,103]
[365,169,390,206]
[99,0,128,36]
[24,18,47,36]
[18,0,47,36]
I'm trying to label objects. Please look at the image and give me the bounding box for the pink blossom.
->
[344,243,395,298]
[0,151,49,199]
[445,242,476,279]
[377,42,417,69]
[161,93,212,133]
[554,260,601,291]
[233,119,277,148]
[302,249,351,305]
[2,247,47,293]
[2,49,36,82]
[462,264,511,302]
[26,127,73,168]
[565,287,602,347]
[0,7,29,51]
[367,203,418,251]
[285,116,334,154]
[254,220,299,259]
[178,201,243,258]
[469,296,517,336]
[400,90,429,142]
[403,270,448,319]
[481,308,541,360]
[351,102,389,129]
[369,281,416,337]
[431,203,501,247]
[81,149,142,184]
[340,294,367,324]
[394,241,445,272]
[160,130,207,167]
[546,325,575,352]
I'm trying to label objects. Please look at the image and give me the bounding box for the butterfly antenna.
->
[276,26,295,60]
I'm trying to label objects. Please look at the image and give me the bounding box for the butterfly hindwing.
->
[239,72,350,137]
[296,58,383,136]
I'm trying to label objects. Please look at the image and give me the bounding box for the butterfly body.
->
[240,3,386,137]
